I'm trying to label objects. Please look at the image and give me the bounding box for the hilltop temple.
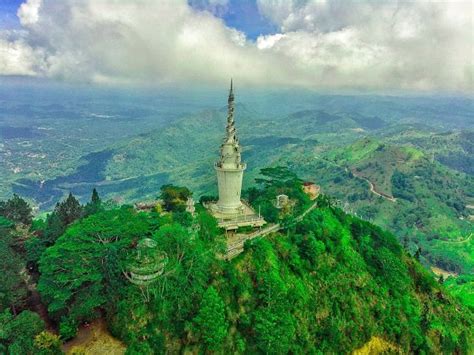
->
[207,81,265,230]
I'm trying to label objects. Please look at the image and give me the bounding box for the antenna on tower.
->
[229,78,234,101]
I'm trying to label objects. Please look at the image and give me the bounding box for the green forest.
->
[1,169,473,354]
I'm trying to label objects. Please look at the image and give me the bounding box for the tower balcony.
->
[214,161,247,171]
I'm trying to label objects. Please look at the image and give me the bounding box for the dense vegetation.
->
[246,166,311,223]
[0,201,62,354]
[3,88,472,311]
[320,137,473,275]
[1,169,472,353]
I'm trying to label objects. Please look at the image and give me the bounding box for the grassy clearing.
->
[63,319,126,355]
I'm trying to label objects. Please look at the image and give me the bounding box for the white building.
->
[208,81,265,230]
[213,79,246,215]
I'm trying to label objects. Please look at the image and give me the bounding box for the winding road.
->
[311,154,397,203]
[439,233,473,244]
[351,170,397,202]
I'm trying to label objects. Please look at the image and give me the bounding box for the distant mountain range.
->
[2,90,473,303]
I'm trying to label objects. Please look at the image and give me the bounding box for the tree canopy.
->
[0,234,28,313]
[54,192,83,225]
[0,310,45,354]
[192,286,228,351]
[0,179,471,354]
[159,184,192,212]
[0,194,32,225]
[38,207,151,337]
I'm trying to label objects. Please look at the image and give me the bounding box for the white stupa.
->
[209,80,265,230]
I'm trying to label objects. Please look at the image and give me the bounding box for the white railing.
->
[217,215,264,224]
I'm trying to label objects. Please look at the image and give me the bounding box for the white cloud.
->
[17,0,42,26]
[0,31,46,76]
[256,0,473,91]
[257,33,285,49]
[0,0,472,92]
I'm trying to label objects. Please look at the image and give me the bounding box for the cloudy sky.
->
[0,0,472,92]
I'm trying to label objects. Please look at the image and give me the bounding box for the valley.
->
[1,84,472,308]
[1,1,472,352]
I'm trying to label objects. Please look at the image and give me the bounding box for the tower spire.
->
[226,79,236,143]
[209,79,265,227]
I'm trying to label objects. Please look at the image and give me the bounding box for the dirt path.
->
[351,170,396,202]
[439,233,473,244]
[62,318,125,354]
[27,287,55,331]
[311,154,397,203]
[431,266,458,279]
[21,269,56,331]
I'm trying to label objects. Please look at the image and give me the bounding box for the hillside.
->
[297,137,473,272]
[5,97,473,310]
[11,105,319,208]
[1,184,472,354]
[387,129,474,176]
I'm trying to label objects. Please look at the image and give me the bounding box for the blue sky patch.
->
[188,0,277,40]
[1,0,277,39]
[0,0,23,29]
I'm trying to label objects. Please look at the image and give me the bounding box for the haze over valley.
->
[0,0,473,353]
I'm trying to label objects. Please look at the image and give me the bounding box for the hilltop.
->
[0,178,472,354]
[3,92,472,311]
[387,129,474,176]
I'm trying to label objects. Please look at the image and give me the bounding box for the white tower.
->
[213,80,246,215]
